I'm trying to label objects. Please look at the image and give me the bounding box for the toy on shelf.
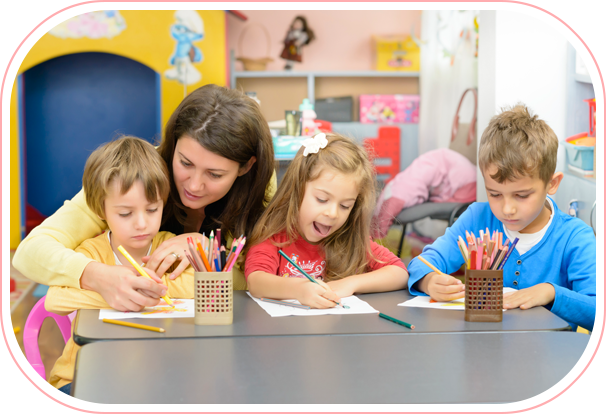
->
[373,35,420,72]
[299,98,319,136]
[360,94,419,124]
[280,16,315,70]
[563,98,597,177]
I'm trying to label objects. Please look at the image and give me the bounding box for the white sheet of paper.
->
[398,287,518,311]
[247,292,379,317]
[98,298,194,319]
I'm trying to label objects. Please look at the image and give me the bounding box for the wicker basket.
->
[236,23,273,71]
[464,269,503,322]
[194,271,233,325]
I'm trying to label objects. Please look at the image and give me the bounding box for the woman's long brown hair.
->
[157,84,275,238]
[246,134,377,281]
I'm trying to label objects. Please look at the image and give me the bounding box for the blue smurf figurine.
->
[165,11,204,85]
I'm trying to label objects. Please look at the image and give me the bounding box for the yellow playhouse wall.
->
[10,80,22,250]
[10,10,226,249]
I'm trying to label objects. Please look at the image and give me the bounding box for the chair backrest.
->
[23,295,73,379]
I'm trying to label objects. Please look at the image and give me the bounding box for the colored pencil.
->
[220,246,226,270]
[208,231,214,263]
[216,228,221,251]
[184,249,200,272]
[416,255,447,276]
[260,297,311,310]
[102,319,165,333]
[498,237,519,270]
[379,313,415,329]
[225,238,247,272]
[194,237,212,271]
[117,245,173,306]
[188,240,204,272]
[277,249,348,308]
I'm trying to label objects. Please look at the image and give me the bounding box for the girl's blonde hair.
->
[246,133,377,281]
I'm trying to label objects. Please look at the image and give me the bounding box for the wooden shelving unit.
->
[229,51,420,122]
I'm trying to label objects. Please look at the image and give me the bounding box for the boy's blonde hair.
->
[83,136,170,220]
[478,104,558,185]
[246,133,377,281]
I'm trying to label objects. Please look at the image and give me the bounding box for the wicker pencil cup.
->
[194,271,233,325]
[464,269,503,322]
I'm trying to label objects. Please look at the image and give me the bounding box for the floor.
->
[9,254,66,382]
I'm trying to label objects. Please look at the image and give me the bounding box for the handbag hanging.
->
[449,88,478,165]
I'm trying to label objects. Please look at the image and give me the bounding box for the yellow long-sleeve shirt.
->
[13,172,276,291]
[45,231,194,389]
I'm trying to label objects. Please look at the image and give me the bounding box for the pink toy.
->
[23,296,75,379]
[360,94,420,124]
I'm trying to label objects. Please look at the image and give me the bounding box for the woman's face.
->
[172,135,253,211]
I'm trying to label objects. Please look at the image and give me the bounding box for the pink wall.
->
[227,10,422,72]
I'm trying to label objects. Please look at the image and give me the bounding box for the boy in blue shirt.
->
[407,105,596,331]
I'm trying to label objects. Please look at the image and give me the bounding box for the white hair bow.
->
[302,133,328,156]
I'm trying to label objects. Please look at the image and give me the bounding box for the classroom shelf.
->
[230,50,419,104]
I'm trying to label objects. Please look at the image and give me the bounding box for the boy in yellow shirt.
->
[45,136,194,395]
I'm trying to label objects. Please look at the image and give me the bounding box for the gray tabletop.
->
[72,331,589,404]
[73,290,571,345]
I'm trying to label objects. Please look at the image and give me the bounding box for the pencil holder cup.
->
[464,269,503,322]
[194,271,233,325]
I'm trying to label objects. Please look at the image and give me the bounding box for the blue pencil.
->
[498,237,519,270]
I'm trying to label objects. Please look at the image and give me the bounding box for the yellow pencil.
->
[13,326,20,334]
[117,245,173,306]
[102,319,165,333]
[417,255,448,276]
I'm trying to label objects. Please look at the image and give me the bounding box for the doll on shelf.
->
[280,16,315,70]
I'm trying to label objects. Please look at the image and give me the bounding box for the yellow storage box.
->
[373,35,420,72]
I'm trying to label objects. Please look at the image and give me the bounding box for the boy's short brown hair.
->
[82,136,170,220]
[478,104,558,185]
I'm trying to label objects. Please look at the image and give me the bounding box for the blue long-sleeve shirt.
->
[407,197,596,331]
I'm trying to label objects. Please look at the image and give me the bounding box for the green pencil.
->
[278,249,349,309]
[379,312,415,330]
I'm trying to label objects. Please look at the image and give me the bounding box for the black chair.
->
[394,202,472,258]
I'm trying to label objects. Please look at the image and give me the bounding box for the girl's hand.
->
[325,278,358,298]
[297,282,341,309]
[81,261,167,312]
[142,233,208,279]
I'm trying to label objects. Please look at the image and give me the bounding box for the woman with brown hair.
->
[13,84,276,311]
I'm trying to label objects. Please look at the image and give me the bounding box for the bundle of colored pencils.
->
[183,229,247,272]
[457,229,519,270]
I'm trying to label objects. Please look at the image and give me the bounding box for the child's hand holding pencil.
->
[416,256,465,303]
[297,279,342,309]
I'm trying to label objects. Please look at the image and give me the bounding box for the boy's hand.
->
[419,272,465,302]
[297,281,341,309]
[503,283,555,310]
[81,262,166,312]
[326,277,357,298]
[143,232,208,279]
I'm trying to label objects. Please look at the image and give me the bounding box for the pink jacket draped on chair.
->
[372,148,477,238]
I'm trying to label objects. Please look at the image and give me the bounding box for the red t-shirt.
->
[244,232,406,280]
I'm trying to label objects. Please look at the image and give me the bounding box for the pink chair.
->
[23,295,75,379]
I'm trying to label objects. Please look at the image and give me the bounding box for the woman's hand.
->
[80,261,168,311]
[142,233,208,279]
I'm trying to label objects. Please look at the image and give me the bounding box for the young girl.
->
[245,133,408,308]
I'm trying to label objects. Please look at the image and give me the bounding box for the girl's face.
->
[297,167,359,245]
[172,136,254,211]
